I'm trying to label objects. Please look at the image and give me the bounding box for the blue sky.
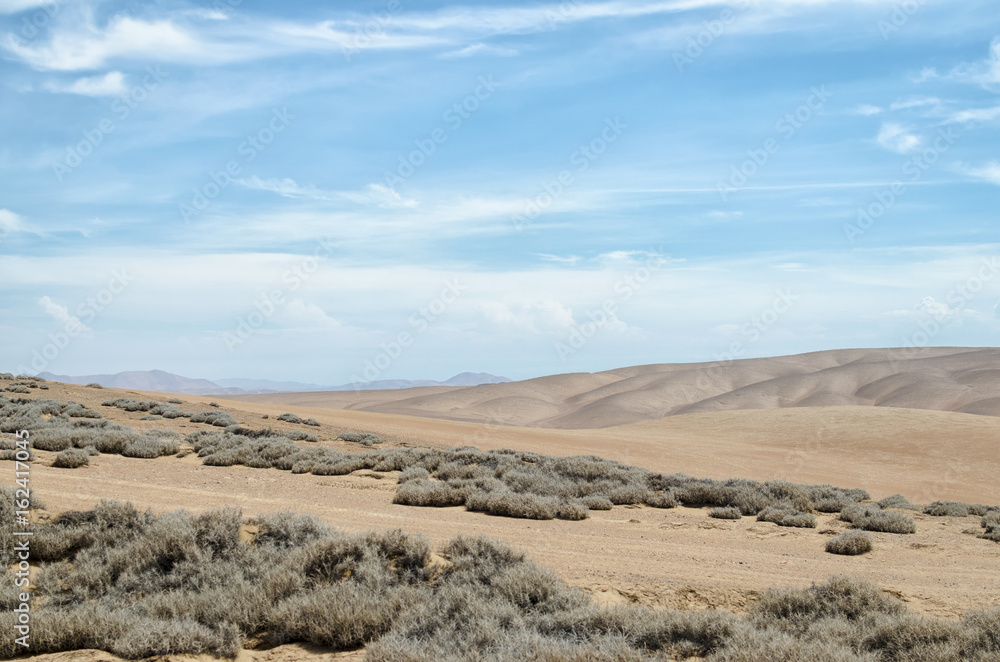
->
[1,0,998,384]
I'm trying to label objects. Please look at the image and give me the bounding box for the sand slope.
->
[227,347,1000,428]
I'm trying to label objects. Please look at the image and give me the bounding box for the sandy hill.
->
[228,347,1000,428]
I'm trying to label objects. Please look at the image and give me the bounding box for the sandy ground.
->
[4,379,999,662]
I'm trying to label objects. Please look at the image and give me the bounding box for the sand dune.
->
[228,347,1000,428]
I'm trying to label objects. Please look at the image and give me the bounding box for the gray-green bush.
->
[825,530,873,556]
[339,431,384,446]
[840,504,917,534]
[53,448,91,468]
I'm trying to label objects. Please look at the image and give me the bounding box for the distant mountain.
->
[36,370,511,395]
[38,370,222,395]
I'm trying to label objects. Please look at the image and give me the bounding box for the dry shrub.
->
[757,505,816,528]
[825,530,873,556]
[710,506,742,520]
[924,500,972,517]
[53,448,91,468]
[841,504,916,534]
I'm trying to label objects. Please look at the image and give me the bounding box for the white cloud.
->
[281,299,342,329]
[0,209,26,233]
[236,176,323,199]
[3,0,888,71]
[948,105,1000,124]
[956,161,1000,186]
[37,296,91,333]
[946,37,1000,90]
[596,249,670,267]
[4,14,222,70]
[535,253,581,264]
[357,183,419,209]
[45,71,127,96]
[476,299,575,334]
[888,97,938,114]
[850,104,883,116]
[876,122,921,154]
[236,177,418,208]
[888,96,940,111]
[916,296,957,323]
[439,43,519,58]
[706,210,743,220]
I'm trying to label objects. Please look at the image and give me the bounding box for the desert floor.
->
[8,380,999,627]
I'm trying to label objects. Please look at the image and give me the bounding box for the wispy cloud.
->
[850,104,883,116]
[0,209,27,234]
[4,14,209,70]
[889,96,940,112]
[44,71,127,96]
[439,43,519,58]
[876,122,920,153]
[535,253,581,264]
[37,295,90,333]
[235,177,418,208]
[956,161,1000,186]
[946,37,1000,90]
[949,105,1000,124]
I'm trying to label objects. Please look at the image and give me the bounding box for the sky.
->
[0,0,998,385]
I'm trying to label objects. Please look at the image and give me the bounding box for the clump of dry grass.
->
[825,530,873,556]
[757,505,817,528]
[710,506,742,520]
[840,504,917,534]
[53,447,91,468]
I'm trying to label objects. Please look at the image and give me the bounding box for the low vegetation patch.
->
[102,398,191,419]
[190,410,238,427]
[2,491,998,661]
[0,395,181,465]
[338,431,383,446]
[825,530,873,556]
[709,506,742,520]
[840,504,917,534]
[877,493,919,510]
[756,505,817,528]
